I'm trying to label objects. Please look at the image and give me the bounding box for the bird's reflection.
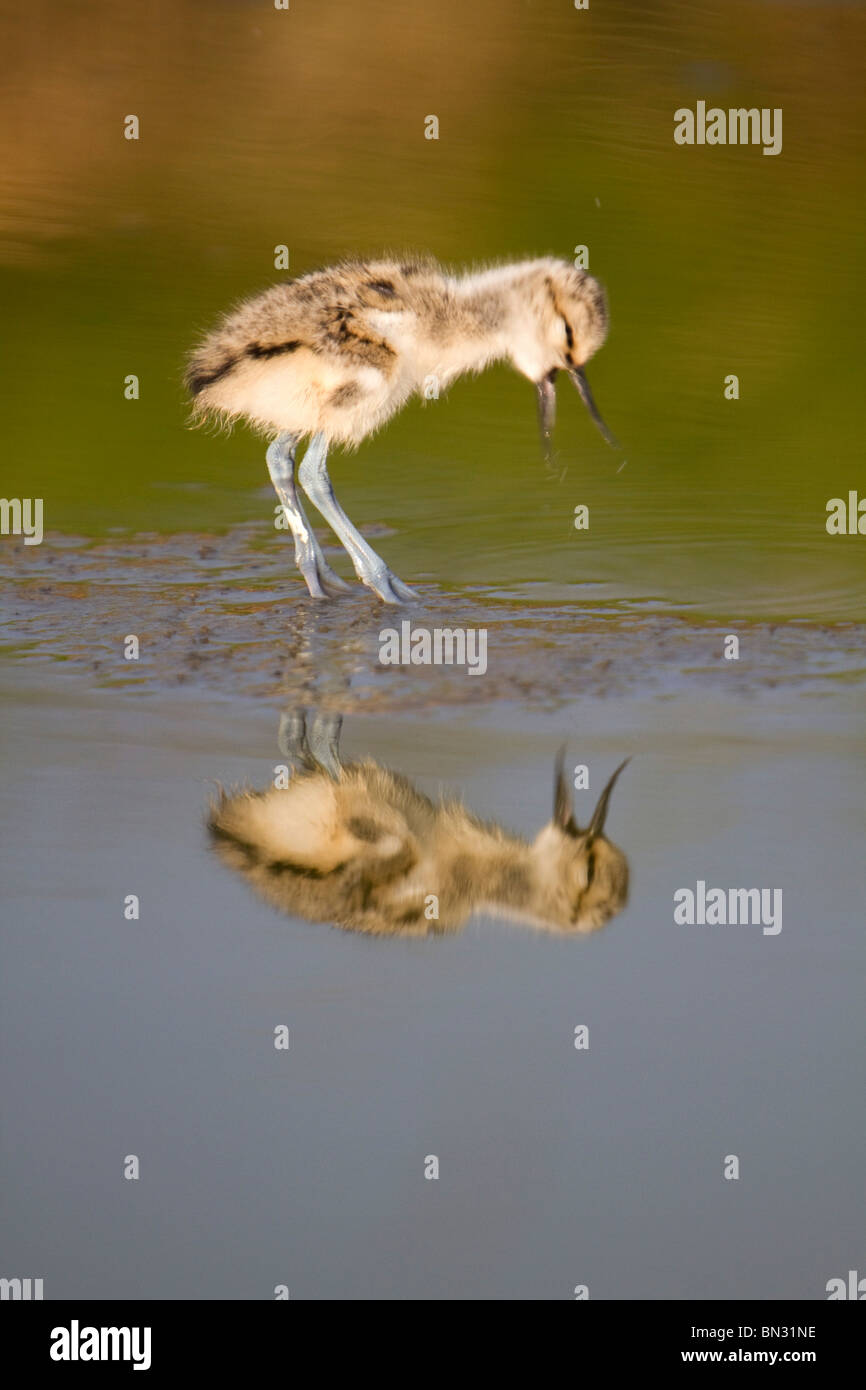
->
[208,711,630,938]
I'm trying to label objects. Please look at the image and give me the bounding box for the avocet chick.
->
[186,257,616,603]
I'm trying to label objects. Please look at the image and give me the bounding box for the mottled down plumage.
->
[207,714,631,938]
[186,255,610,446]
[185,255,615,599]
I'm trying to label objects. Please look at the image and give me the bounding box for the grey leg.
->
[277,709,311,772]
[277,708,343,781]
[298,432,417,604]
[266,433,351,598]
[306,712,343,781]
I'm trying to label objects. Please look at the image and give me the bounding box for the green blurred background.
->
[1,0,864,619]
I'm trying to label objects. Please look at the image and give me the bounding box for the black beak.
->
[569,366,619,449]
[536,370,558,466]
[587,758,631,839]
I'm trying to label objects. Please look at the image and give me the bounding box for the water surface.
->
[1,0,864,1302]
[0,669,863,1299]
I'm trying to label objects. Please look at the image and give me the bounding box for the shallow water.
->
[1,668,863,1299]
[2,526,864,708]
[1,0,864,1302]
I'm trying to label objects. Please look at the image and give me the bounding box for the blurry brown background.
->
[1,0,864,615]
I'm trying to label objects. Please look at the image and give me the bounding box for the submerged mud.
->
[2,527,863,711]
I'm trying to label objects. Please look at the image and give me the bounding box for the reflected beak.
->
[553,744,575,832]
[587,758,631,839]
[569,366,619,448]
[536,370,558,465]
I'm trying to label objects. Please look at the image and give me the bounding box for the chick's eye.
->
[562,317,575,351]
[585,851,595,888]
